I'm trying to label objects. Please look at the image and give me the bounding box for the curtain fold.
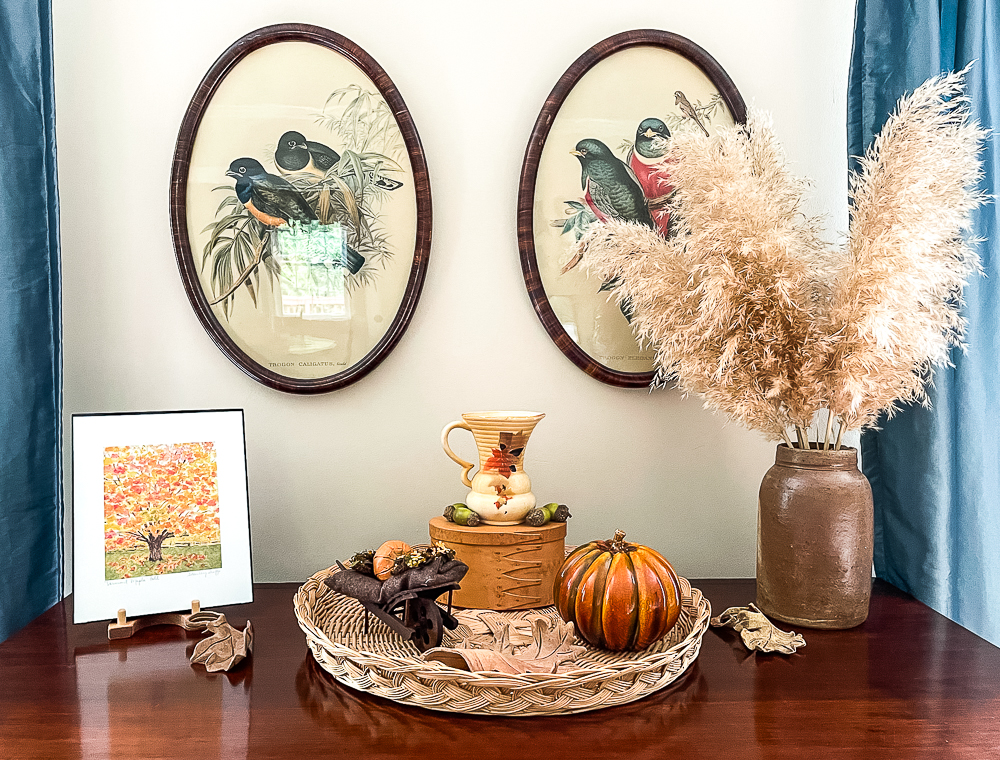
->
[0,0,62,644]
[851,0,1000,646]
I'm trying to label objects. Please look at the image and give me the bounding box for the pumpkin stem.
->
[609,530,628,553]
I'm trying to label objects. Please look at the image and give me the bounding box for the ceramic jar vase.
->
[441,411,545,525]
[756,444,874,630]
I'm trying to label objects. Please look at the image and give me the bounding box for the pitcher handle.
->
[441,420,475,488]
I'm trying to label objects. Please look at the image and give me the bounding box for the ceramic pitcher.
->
[441,411,545,525]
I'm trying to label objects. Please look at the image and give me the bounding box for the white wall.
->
[54,0,857,584]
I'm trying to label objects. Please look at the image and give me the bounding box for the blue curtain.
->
[852,0,1000,646]
[0,0,62,643]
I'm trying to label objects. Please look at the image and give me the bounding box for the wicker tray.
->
[294,564,711,716]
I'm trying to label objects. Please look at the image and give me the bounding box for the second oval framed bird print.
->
[170,24,431,393]
[518,30,746,387]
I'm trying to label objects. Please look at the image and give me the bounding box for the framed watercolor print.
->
[518,30,746,387]
[72,409,252,624]
[170,24,431,394]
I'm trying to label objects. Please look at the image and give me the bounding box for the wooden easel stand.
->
[108,600,221,640]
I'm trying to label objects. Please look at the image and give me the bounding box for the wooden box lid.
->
[428,516,566,545]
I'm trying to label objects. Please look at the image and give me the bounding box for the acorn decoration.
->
[443,503,481,527]
[553,530,681,651]
[444,501,571,527]
[525,502,571,527]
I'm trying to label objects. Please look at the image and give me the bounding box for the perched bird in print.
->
[674,91,710,137]
[274,131,339,177]
[274,131,403,191]
[628,118,675,238]
[562,138,655,275]
[566,138,654,321]
[572,138,655,229]
[227,157,317,225]
[226,157,365,274]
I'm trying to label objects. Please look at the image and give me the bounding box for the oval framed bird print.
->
[518,30,746,387]
[170,24,431,393]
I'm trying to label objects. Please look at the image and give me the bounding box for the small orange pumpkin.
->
[373,540,412,581]
[554,530,681,650]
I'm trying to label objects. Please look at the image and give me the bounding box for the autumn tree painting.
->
[104,442,223,580]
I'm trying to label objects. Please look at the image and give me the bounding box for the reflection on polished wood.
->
[1,580,998,758]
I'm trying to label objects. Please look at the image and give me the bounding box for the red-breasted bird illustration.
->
[562,138,655,274]
[564,138,654,320]
[674,90,710,137]
[274,131,403,191]
[628,118,675,238]
[226,157,365,274]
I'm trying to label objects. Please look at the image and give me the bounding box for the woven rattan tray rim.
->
[294,564,711,714]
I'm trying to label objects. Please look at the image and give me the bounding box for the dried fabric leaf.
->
[190,616,253,672]
[710,604,805,654]
[423,617,585,674]
[518,618,587,671]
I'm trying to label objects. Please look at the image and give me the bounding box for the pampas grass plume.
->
[579,70,986,447]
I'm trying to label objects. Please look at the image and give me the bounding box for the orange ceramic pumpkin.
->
[554,530,681,650]
[373,540,412,581]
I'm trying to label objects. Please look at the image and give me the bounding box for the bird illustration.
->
[274,130,403,191]
[628,118,675,238]
[274,131,338,177]
[227,157,317,225]
[226,157,365,274]
[571,138,655,230]
[674,91,710,137]
[565,138,654,321]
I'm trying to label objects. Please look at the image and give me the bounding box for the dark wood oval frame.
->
[517,29,746,388]
[169,23,432,394]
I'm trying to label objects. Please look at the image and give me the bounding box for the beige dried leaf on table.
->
[190,616,254,672]
[710,604,805,654]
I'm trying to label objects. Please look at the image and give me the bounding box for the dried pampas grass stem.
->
[578,69,985,448]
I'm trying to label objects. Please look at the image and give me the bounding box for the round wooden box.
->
[428,516,567,610]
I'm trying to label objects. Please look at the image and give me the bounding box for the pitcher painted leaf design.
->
[485,446,516,477]
[484,432,527,477]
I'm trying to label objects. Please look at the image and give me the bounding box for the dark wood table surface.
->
[2,579,998,759]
